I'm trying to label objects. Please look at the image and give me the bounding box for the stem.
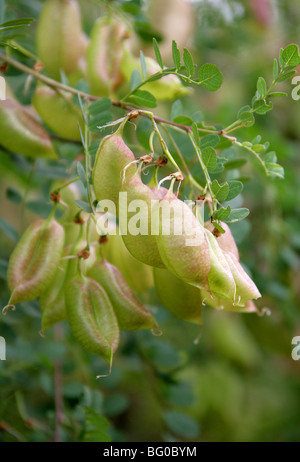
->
[54,325,64,443]
[54,176,80,193]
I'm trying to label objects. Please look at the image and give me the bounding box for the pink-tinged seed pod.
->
[223,252,261,306]
[88,261,158,330]
[7,219,65,305]
[92,126,137,211]
[201,290,258,313]
[205,221,239,260]
[204,229,236,302]
[154,268,202,325]
[65,277,119,363]
[156,195,210,288]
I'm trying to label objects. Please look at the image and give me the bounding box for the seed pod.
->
[103,231,154,292]
[36,0,86,78]
[204,229,236,301]
[65,276,119,363]
[92,126,137,211]
[223,252,261,305]
[205,221,239,260]
[121,174,167,268]
[0,99,56,159]
[121,49,190,101]
[201,290,258,313]
[7,219,65,305]
[87,17,128,97]
[156,195,210,287]
[32,86,85,141]
[154,268,202,325]
[88,260,158,330]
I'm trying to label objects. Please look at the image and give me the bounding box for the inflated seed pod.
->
[92,125,137,211]
[154,268,202,325]
[121,49,190,101]
[65,276,119,363]
[120,173,167,268]
[36,0,86,78]
[103,232,154,292]
[7,219,65,305]
[87,17,128,97]
[32,86,85,141]
[156,195,210,287]
[0,99,56,159]
[88,260,158,330]
[223,252,261,305]
[201,290,258,313]
[204,229,236,302]
[205,221,239,260]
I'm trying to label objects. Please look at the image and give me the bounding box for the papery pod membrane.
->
[204,229,236,301]
[0,99,56,159]
[88,260,158,330]
[87,17,128,97]
[121,49,190,101]
[201,290,258,313]
[32,86,85,141]
[154,268,202,325]
[7,219,65,304]
[36,0,86,78]
[120,174,167,268]
[103,232,154,292]
[205,221,239,260]
[92,126,137,211]
[65,276,119,363]
[223,251,261,306]
[156,195,210,287]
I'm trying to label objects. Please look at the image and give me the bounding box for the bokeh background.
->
[0,0,300,442]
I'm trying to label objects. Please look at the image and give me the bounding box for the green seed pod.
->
[0,99,56,159]
[7,219,65,305]
[92,125,137,210]
[154,268,202,325]
[204,229,236,301]
[223,252,261,306]
[88,260,158,330]
[201,290,258,313]
[65,276,119,363]
[205,221,239,260]
[87,17,128,97]
[121,48,190,101]
[121,174,167,268]
[32,86,85,141]
[156,196,210,287]
[36,0,86,78]
[103,231,154,293]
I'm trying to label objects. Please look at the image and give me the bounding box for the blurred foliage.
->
[0,0,300,443]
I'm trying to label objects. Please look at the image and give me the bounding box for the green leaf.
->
[88,112,113,132]
[172,40,181,70]
[153,38,163,69]
[224,158,247,170]
[198,63,222,91]
[252,99,273,115]
[171,100,183,120]
[266,163,284,179]
[257,77,267,98]
[273,58,278,80]
[279,48,284,68]
[77,162,87,188]
[173,115,193,126]
[211,179,229,201]
[202,147,217,171]
[211,222,226,234]
[183,48,194,77]
[140,50,147,79]
[74,200,93,213]
[277,70,296,82]
[0,17,34,32]
[88,98,111,116]
[127,90,157,108]
[0,216,18,242]
[252,144,266,153]
[192,122,200,146]
[282,44,300,67]
[268,91,287,98]
[226,181,243,201]
[163,411,200,439]
[262,151,277,163]
[130,68,142,90]
[83,408,111,443]
[200,134,220,149]
[225,208,250,223]
[213,205,231,221]
[6,186,22,204]
[239,110,255,127]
